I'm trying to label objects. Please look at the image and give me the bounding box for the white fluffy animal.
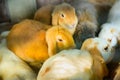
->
[81,38,115,63]
[37,49,94,80]
[37,38,115,80]
[99,0,120,46]
[99,23,120,47]
[0,32,36,80]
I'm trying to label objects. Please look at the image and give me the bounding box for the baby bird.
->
[6,19,75,68]
[34,2,78,35]
[37,37,115,80]
[0,34,36,80]
[99,0,120,46]
[70,0,98,48]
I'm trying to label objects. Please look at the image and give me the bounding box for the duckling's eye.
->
[60,13,65,18]
[104,46,108,51]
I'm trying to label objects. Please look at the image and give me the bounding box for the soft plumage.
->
[6,19,75,68]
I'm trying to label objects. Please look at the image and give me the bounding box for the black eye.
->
[61,13,64,18]
[58,38,63,42]
[108,39,111,42]
[104,46,108,51]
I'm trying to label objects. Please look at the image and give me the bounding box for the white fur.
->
[99,0,120,47]
[99,23,119,47]
[91,38,115,63]
[37,49,93,80]
[0,39,36,80]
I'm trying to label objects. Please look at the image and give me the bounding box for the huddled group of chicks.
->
[0,0,120,80]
